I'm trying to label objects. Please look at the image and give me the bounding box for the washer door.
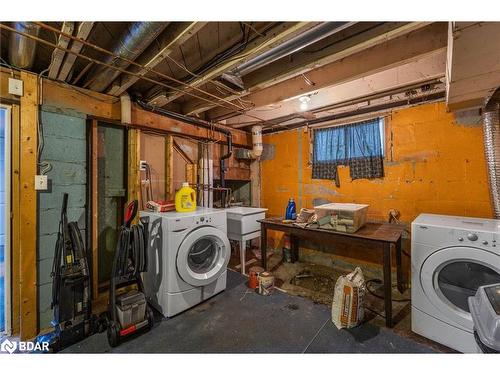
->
[176,226,230,287]
[420,246,500,329]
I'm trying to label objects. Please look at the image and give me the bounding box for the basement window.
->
[312,117,385,185]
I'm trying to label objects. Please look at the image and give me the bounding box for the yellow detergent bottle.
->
[175,182,197,212]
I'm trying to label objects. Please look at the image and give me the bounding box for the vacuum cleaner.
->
[46,193,98,351]
[105,200,155,347]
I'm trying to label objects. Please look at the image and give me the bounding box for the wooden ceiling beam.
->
[183,22,430,116]
[147,22,316,107]
[57,22,95,82]
[131,104,251,147]
[107,22,207,96]
[47,22,75,79]
[446,22,500,111]
[208,22,448,121]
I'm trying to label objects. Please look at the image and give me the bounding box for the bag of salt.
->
[331,267,366,329]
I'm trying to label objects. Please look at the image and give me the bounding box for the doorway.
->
[96,123,127,292]
[0,105,11,336]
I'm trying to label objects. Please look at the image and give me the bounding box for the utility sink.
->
[226,207,268,235]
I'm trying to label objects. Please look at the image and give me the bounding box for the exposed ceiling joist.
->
[48,22,74,79]
[107,22,207,96]
[57,22,95,82]
[147,22,317,107]
[446,22,500,110]
[183,22,431,116]
[208,22,448,121]
[227,50,446,128]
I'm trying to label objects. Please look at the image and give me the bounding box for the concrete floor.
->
[64,270,438,353]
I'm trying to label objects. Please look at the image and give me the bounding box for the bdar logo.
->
[1,338,17,354]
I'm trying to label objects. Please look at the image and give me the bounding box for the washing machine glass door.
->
[421,246,500,329]
[176,226,230,287]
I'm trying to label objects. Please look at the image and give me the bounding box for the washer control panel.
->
[195,216,213,225]
[455,230,497,248]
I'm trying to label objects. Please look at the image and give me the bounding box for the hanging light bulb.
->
[298,95,311,111]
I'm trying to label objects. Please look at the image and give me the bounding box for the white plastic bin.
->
[314,203,369,233]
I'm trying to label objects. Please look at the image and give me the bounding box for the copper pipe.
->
[0,22,246,114]
[32,21,247,112]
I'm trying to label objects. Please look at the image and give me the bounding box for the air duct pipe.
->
[483,88,500,219]
[235,125,263,159]
[230,22,351,79]
[8,22,40,69]
[85,22,167,92]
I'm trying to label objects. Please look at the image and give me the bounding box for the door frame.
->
[90,120,129,300]
[1,104,12,336]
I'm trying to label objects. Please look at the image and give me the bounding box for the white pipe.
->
[249,125,263,158]
[120,93,132,124]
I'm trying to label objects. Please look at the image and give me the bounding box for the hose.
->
[365,278,411,303]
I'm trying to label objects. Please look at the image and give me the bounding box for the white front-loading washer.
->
[140,208,231,317]
[411,213,500,353]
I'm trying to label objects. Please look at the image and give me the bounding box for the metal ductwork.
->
[483,88,500,219]
[85,22,167,92]
[8,22,40,69]
[221,22,353,90]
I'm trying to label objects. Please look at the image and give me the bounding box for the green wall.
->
[37,111,87,329]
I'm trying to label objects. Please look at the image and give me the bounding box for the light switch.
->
[35,175,48,191]
[8,77,24,96]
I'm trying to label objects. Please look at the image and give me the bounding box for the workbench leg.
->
[240,240,246,275]
[383,243,393,328]
[395,238,405,294]
[261,223,267,270]
[290,234,300,263]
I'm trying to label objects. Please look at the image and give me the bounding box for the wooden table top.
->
[259,217,405,243]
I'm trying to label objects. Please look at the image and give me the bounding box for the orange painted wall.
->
[261,102,493,224]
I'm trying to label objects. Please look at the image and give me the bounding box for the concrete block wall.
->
[38,111,87,329]
[260,102,493,265]
[261,102,492,222]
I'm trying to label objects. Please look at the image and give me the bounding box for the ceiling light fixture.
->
[299,95,311,111]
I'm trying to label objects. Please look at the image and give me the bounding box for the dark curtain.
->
[312,118,384,185]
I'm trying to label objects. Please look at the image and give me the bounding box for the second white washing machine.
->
[412,213,500,352]
[140,208,231,317]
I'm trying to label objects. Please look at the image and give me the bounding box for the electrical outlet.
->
[139,160,148,171]
[8,77,23,96]
[35,175,48,191]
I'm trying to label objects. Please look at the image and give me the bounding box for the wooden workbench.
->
[258,217,407,328]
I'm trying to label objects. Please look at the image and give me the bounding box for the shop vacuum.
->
[39,193,103,352]
[105,200,155,347]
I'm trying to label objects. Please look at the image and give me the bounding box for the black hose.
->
[365,279,411,303]
[219,133,233,188]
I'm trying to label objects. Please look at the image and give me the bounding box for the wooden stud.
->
[127,129,141,220]
[166,135,174,200]
[10,104,21,335]
[91,119,99,300]
[19,71,38,340]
